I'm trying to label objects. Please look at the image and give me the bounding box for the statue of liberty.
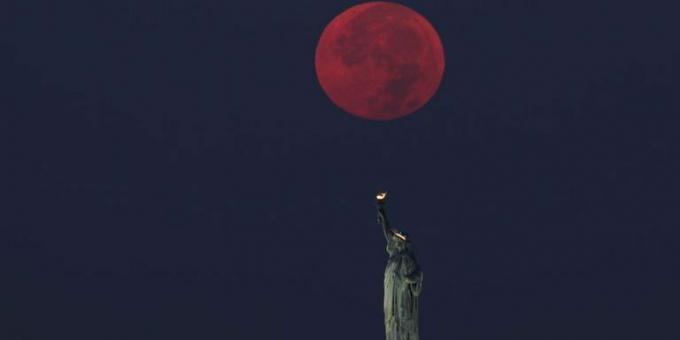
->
[376,192,423,340]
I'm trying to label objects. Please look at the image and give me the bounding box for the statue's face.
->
[390,234,409,250]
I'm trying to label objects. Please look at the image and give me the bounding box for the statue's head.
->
[388,230,411,254]
[393,230,408,242]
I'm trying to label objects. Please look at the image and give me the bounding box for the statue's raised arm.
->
[376,192,394,241]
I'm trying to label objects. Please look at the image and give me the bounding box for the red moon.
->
[315,1,445,121]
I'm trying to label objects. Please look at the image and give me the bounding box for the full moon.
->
[315,1,445,121]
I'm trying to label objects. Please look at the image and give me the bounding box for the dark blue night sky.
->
[3,1,680,339]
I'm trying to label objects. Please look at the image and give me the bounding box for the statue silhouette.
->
[376,192,423,340]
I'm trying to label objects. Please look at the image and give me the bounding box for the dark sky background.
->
[3,1,680,339]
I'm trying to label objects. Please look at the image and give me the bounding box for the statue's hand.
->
[405,272,420,284]
[376,191,388,205]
